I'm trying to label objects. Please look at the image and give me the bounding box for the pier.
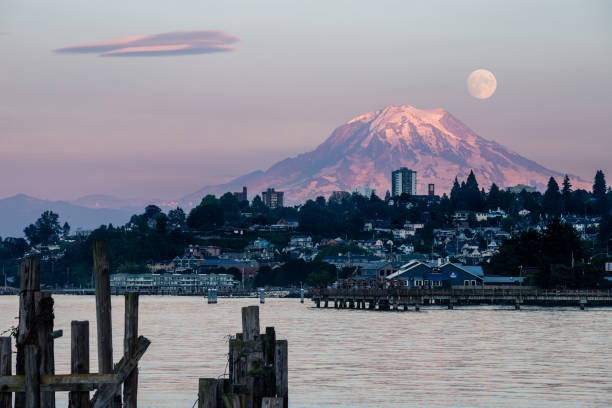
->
[311,287,612,310]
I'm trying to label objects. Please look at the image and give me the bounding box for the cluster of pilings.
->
[197,306,288,408]
[0,241,149,408]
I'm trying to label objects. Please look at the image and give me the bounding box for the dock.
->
[311,287,612,310]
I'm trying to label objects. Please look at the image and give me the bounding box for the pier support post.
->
[35,292,55,408]
[242,306,260,341]
[198,378,218,408]
[514,298,521,310]
[448,299,455,310]
[274,340,288,408]
[123,293,139,408]
[24,345,40,408]
[16,258,40,408]
[324,299,328,308]
[69,321,89,408]
[580,299,587,310]
[0,337,11,408]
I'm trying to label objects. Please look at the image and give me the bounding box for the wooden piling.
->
[197,378,218,408]
[241,306,260,341]
[274,340,288,408]
[261,397,283,408]
[16,258,40,408]
[0,337,11,408]
[123,293,139,408]
[24,345,40,408]
[93,241,120,407]
[69,321,89,408]
[93,241,113,376]
[35,292,55,408]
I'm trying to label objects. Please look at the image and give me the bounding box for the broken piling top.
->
[241,306,260,341]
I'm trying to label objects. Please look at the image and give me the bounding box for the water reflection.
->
[0,297,610,407]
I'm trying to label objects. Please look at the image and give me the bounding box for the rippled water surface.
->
[1,296,611,407]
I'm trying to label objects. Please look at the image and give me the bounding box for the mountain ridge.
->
[183,104,588,205]
[0,194,134,237]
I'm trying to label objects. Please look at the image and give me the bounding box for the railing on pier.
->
[312,287,612,298]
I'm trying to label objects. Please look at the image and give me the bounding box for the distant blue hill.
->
[0,194,134,237]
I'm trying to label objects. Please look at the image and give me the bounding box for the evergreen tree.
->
[561,175,572,214]
[24,211,62,246]
[62,222,71,237]
[464,170,484,211]
[593,170,607,200]
[593,170,610,215]
[487,183,502,210]
[168,207,186,229]
[251,195,267,213]
[542,177,562,217]
[450,177,461,208]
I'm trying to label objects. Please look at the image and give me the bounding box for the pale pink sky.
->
[0,0,610,201]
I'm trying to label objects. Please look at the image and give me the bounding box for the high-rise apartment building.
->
[391,168,417,197]
[262,188,284,209]
[233,186,248,202]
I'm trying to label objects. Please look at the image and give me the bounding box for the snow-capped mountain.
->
[183,105,587,205]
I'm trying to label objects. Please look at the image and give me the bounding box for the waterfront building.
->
[262,188,284,208]
[391,168,417,196]
[110,272,238,293]
[386,261,484,287]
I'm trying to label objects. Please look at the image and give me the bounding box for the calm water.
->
[0,296,611,407]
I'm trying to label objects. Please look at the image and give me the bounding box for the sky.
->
[1,0,611,202]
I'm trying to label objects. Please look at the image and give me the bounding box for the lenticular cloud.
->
[54,30,239,57]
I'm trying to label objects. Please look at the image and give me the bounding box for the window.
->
[464,280,469,286]
[471,280,476,286]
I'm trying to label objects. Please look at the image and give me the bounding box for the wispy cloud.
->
[54,30,239,57]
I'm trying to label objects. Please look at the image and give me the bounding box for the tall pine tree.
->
[593,170,607,200]
[561,175,572,214]
[593,170,610,215]
[542,177,562,217]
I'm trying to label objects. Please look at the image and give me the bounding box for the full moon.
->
[467,69,497,99]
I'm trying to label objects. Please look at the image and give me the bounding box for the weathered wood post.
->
[69,321,89,408]
[93,241,119,407]
[259,289,265,304]
[0,337,11,408]
[274,340,288,408]
[123,293,139,408]
[300,288,304,304]
[16,258,40,408]
[35,292,55,408]
[261,397,283,408]
[197,378,218,408]
[24,345,40,408]
[242,306,260,341]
